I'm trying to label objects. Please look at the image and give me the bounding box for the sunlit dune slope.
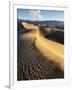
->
[35,35,64,71]
[22,22,64,71]
[22,22,38,30]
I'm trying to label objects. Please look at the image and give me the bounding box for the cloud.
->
[29,10,44,21]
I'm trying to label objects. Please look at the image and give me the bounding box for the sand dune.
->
[18,34,64,80]
[22,22,64,71]
[22,22,38,30]
[35,35,64,71]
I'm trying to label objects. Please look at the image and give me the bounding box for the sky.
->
[17,9,64,21]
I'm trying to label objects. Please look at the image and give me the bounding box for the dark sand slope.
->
[17,30,64,80]
[45,31,64,44]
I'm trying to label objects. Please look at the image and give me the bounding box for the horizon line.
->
[17,18,64,22]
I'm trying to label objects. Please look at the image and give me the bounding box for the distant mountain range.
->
[17,19,64,33]
[18,19,64,26]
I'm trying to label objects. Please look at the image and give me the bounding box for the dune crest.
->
[22,22,39,30]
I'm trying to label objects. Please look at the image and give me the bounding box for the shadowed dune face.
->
[17,21,64,80]
[45,31,64,44]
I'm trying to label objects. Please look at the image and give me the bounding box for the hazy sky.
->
[17,9,64,21]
